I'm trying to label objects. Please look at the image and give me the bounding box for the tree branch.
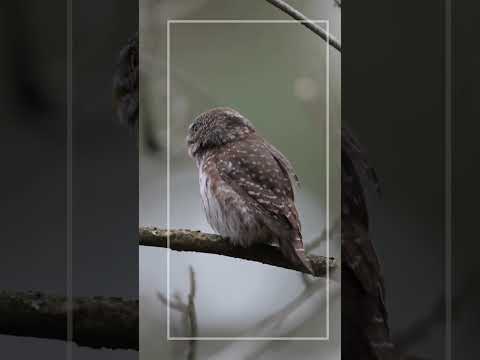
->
[139,227,336,277]
[0,228,334,350]
[264,0,342,52]
[158,266,197,360]
[0,291,138,350]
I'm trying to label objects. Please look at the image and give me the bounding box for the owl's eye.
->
[190,122,200,133]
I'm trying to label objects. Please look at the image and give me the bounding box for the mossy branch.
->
[139,227,336,278]
[0,228,334,350]
[0,291,138,350]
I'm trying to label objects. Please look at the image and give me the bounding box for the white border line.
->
[166,20,172,340]
[325,19,330,341]
[167,19,331,341]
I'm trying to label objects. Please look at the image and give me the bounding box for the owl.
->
[187,107,312,273]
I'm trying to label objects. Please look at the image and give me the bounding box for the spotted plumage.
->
[187,107,311,273]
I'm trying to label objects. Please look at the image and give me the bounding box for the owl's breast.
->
[198,160,270,247]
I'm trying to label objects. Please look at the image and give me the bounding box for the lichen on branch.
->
[139,227,336,277]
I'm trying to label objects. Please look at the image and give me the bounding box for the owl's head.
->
[187,107,255,158]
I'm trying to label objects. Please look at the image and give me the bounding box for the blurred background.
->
[0,1,138,359]
[139,1,341,359]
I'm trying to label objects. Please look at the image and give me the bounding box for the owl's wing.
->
[215,139,312,272]
[262,140,300,191]
[216,139,300,231]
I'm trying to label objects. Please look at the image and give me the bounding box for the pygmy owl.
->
[187,107,312,273]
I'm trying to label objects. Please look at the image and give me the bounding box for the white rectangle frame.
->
[166,19,331,341]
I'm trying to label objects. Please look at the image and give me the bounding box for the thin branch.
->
[140,227,337,277]
[254,278,328,331]
[305,218,340,254]
[158,266,198,360]
[0,291,138,350]
[0,227,334,350]
[210,282,341,360]
[186,267,197,360]
[264,0,342,52]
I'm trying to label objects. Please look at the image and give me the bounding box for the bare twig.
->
[158,266,198,360]
[305,218,340,254]
[250,286,341,360]
[140,227,336,277]
[186,267,197,360]
[0,291,138,350]
[211,282,341,360]
[264,0,342,51]
[254,278,327,331]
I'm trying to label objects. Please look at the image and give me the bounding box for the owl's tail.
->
[279,233,313,274]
